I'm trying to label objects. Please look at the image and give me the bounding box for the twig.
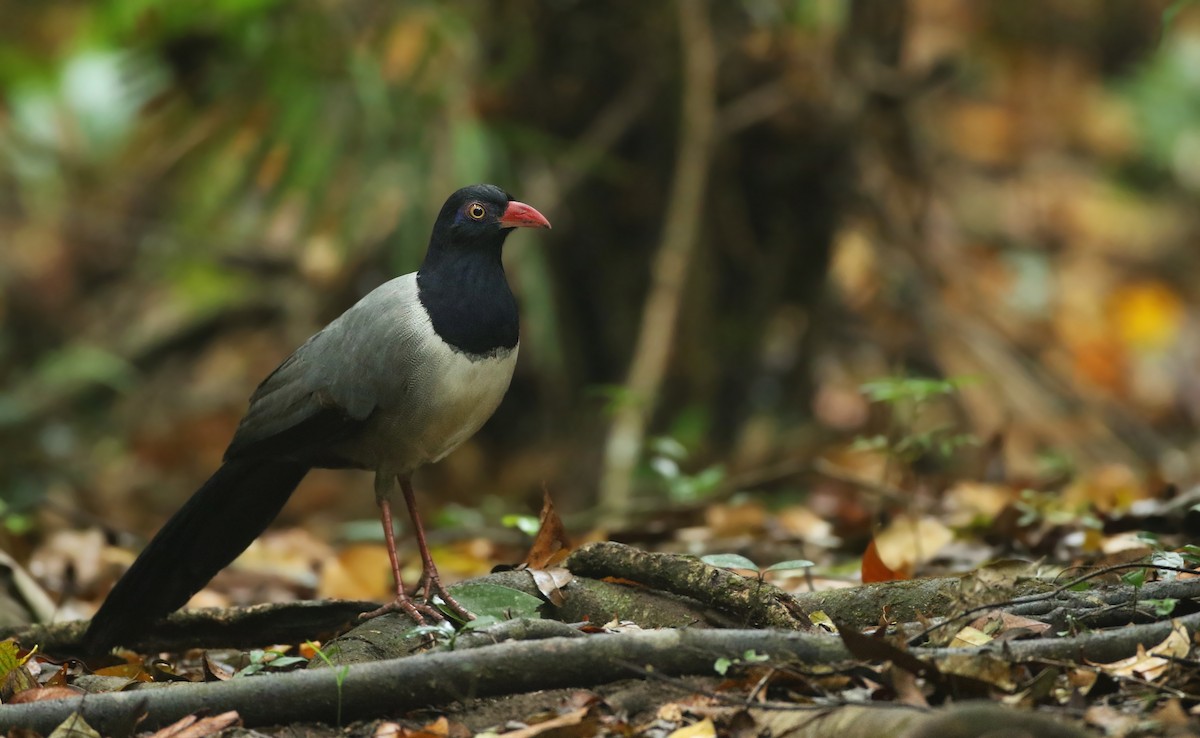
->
[598,0,719,525]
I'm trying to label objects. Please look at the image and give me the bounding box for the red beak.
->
[499,200,552,230]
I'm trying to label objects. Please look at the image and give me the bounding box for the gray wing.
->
[223,273,426,462]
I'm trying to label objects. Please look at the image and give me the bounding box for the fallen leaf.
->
[319,543,395,601]
[873,515,954,574]
[949,625,992,648]
[497,707,589,738]
[148,711,240,738]
[666,718,716,738]
[862,538,907,583]
[704,502,767,537]
[938,652,1018,692]
[49,712,100,738]
[94,663,153,682]
[523,489,572,569]
[967,611,1051,640]
[1110,280,1185,352]
[528,567,573,606]
[8,686,84,703]
[1094,620,1191,681]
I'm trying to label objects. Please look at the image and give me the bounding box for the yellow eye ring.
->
[468,203,486,220]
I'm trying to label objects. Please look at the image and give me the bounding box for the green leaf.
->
[501,514,540,536]
[266,655,307,669]
[1121,569,1147,588]
[742,649,770,663]
[713,657,732,676]
[586,384,642,414]
[850,435,888,452]
[650,456,681,480]
[649,436,689,461]
[0,640,20,680]
[764,559,815,573]
[1180,543,1200,566]
[34,344,137,394]
[1141,598,1178,617]
[448,582,544,623]
[701,554,759,572]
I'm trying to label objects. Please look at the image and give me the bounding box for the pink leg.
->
[358,496,444,624]
[400,476,474,622]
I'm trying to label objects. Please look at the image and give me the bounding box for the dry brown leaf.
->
[148,711,240,738]
[373,722,404,738]
[202,652,235,681]
[889,665,929,708]
[318,543,395,601]
[497,707,590,738]
[528,567,573,606]
[1084,704,1138,735]
[1094,620,1191,681]
[1,663,38,701]
[944,482,1016,528]
[235,527,334,584]
[862,538,907,583]
[704,502,767,537]
[523,489,572,569]
[873,515,954,573]
[948,625,992,649]
[416,715,451,737]
[1062,464,1149,513]
[666,718,716,738]
[968,611,1051,640]
[49,712,100,738]
[938,652,1018,692]
[94,662,153,682]
[8,686,84,703]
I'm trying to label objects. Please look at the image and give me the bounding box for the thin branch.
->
[598,0,718,524]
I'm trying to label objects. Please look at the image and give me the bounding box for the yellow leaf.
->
[667,718,717,738]
[950,625,993,648]
[1110,280,1184,352]
[874,515,954,572]
[1095,620,1191,681]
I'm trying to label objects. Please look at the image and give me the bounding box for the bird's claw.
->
[416,570,474,623]
[358,594,444,626]
[359,568,475,626]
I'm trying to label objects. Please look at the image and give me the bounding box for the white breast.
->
[409,338,518,464]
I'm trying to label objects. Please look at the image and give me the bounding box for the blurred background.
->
[3,0,1200,618]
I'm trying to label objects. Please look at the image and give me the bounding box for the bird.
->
[82,184,551,652]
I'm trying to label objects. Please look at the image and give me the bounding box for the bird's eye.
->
[467,203,486,220]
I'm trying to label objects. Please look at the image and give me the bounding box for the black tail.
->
[82,458,310,652]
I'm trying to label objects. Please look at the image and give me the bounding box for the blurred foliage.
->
[2,0,1200,554]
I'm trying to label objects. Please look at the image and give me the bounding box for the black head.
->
[417,185,550,355]
[427,184,551,257]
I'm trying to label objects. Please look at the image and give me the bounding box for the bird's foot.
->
[417,570,475,623]
[359,593,445,626]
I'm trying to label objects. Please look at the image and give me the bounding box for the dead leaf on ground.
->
[8,685,85,703]
[938,652,1019,692]
[497,707,590,738]
[528,567,573,606]
[147,711,241,738]
[666,717,716,738]
[49,712,100,738]
[1093,620,1191,681]
[862,538,907,583]
[967,610,1051,641]
[319,543,394,601]
[948,625,992,649]
[873,515,954,575]
[705,502,767,538]
[523,489,572,569]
